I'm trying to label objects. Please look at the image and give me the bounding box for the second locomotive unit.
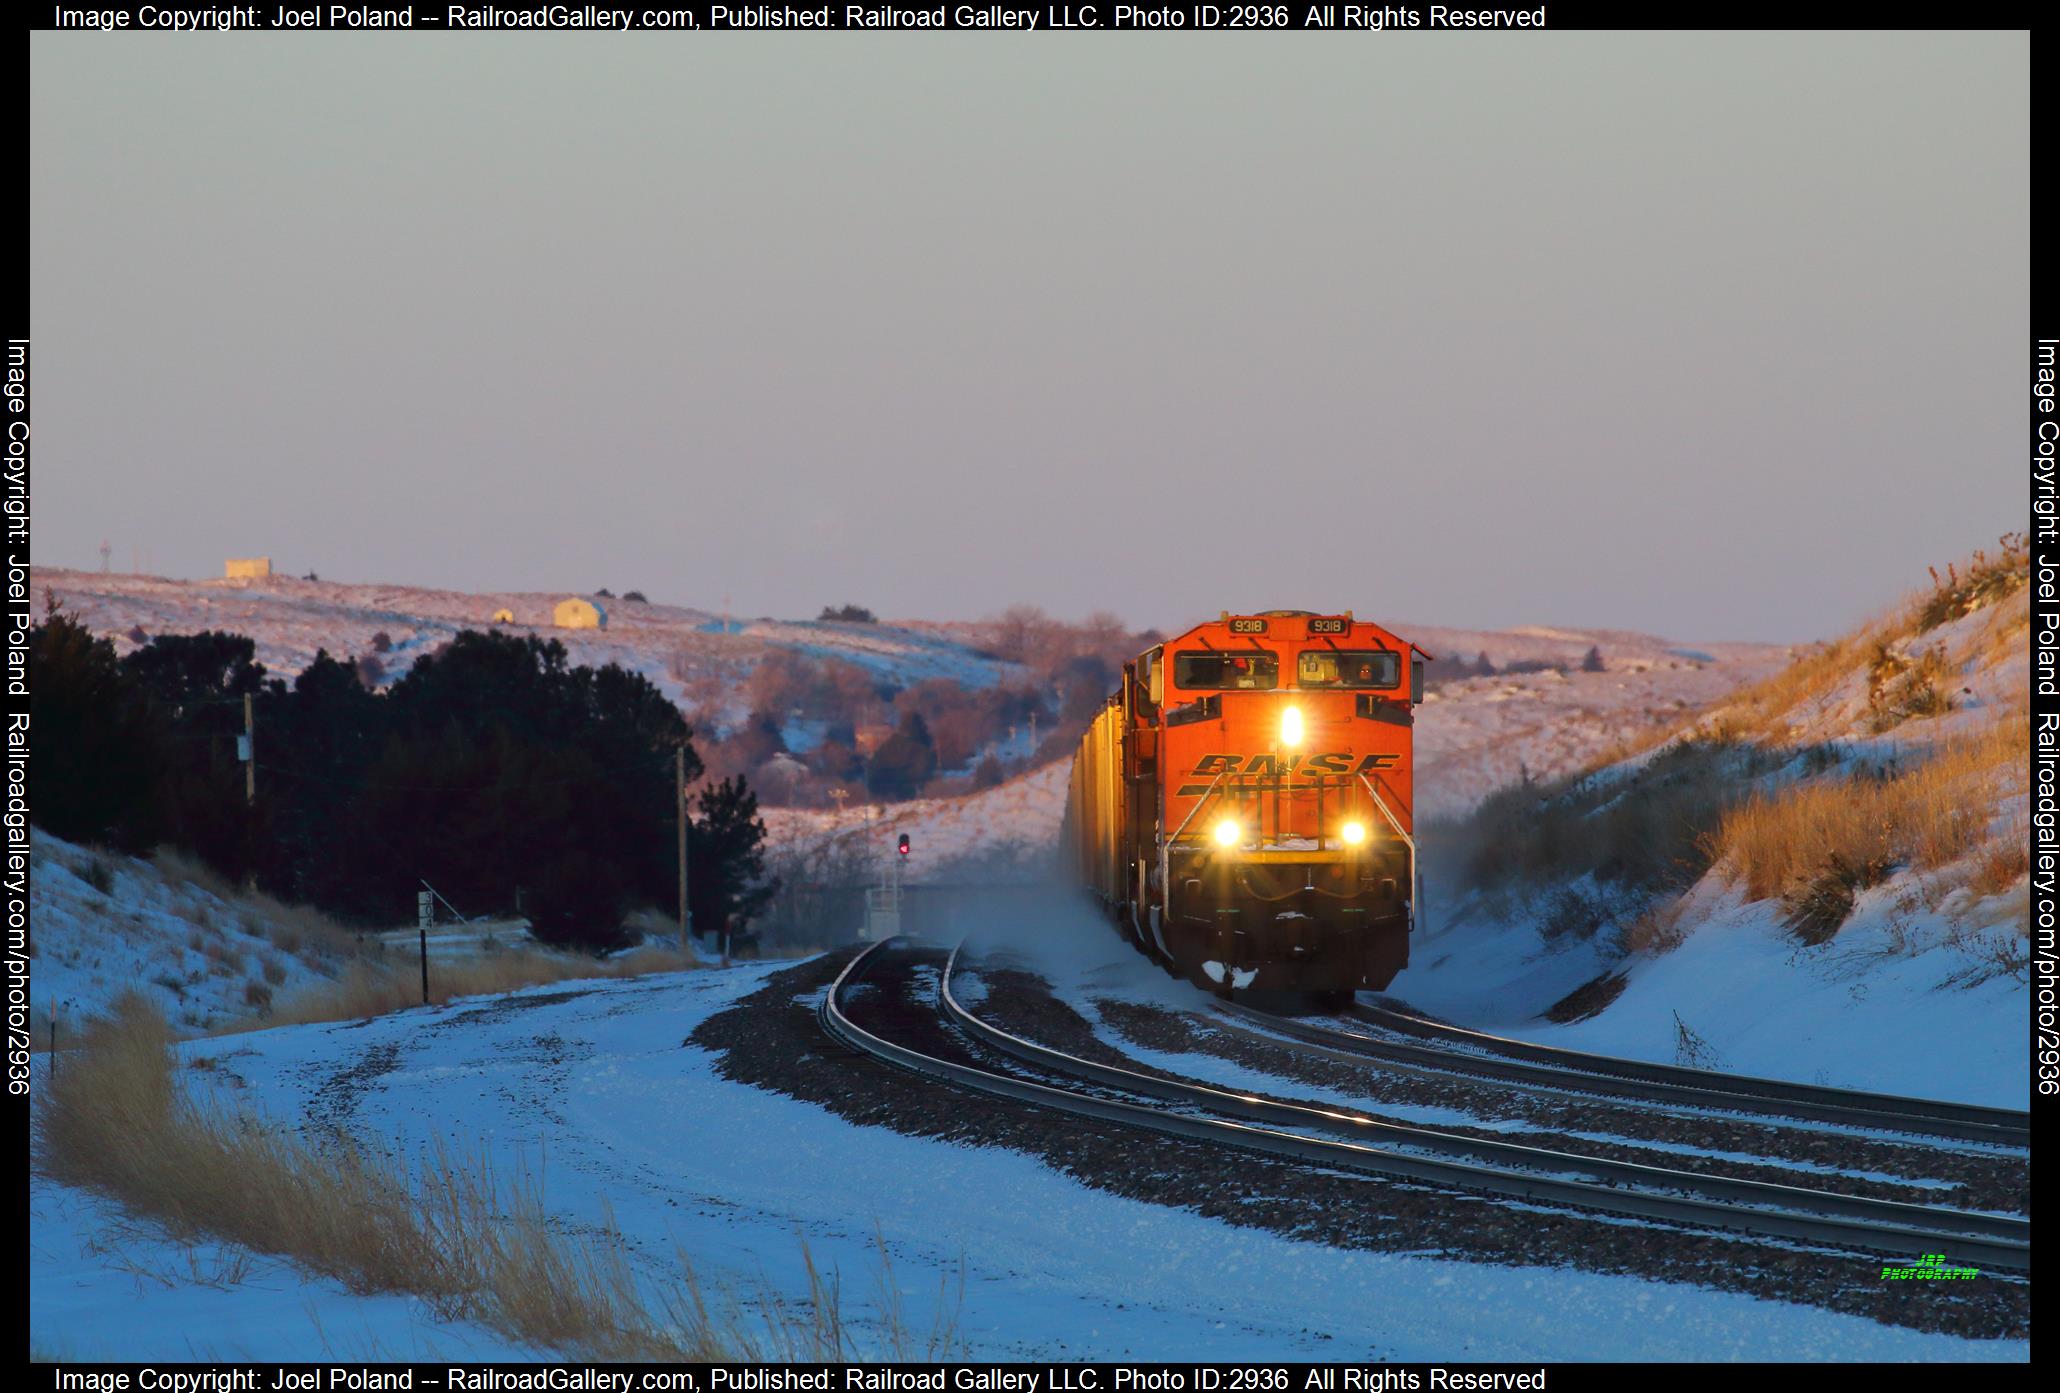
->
[1061,610,1427,1002]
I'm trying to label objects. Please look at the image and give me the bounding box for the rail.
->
[817,938,2030,1273]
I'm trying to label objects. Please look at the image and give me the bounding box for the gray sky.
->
[31,33,2027,643]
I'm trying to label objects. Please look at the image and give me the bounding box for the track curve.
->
[820,938,2030,1274]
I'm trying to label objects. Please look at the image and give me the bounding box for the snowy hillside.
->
[1404,544,2032,1106]
[29,831,350,1033]
[30,569,1023,720]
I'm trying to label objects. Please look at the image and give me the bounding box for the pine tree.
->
[690,776,777,948]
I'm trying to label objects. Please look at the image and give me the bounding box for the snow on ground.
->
[976,919,1970,1192]
[30,569,1024,722]
[29,830,340,1033]
[28,954,2027,1361]
[30,828,541,1033]
[1410,658,1785,819]
[1398,592,2032,1109]
[30,1177,530,1362]
[1397,875,2028,1109]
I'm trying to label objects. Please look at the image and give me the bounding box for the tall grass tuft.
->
[36,996,956,1359]
[1710,710,2027,924]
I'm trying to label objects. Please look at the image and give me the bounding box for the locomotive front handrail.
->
[1358,772,1422,934]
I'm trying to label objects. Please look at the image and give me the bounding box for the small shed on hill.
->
[553,597,607,630]
[225,557,272,579]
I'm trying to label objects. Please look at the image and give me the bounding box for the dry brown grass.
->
[36,996,956,1359]
[1716,631,1877,743]
[1711,710,2028,914]
[151,848,240,903]
[1717,535,2028,745]
[233,946,702,1032]
[1914,532,2029,633]
[1970,818,2031,900]
[35,995,720,1357]
[239,891,362,964]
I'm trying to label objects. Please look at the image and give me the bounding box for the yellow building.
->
[224,557,272,579]
[553,597,607,630]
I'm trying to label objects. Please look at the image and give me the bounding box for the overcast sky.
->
[31,33,2026,643]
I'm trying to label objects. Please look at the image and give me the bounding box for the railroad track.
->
[1206,1001,2032,1148]
[1351,999,2032,1142]
[818,937,2031,1274]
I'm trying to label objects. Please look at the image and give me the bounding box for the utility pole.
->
[688,745,704,952]
[242,693,256,806]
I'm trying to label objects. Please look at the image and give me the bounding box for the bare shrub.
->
[1780,852,1894,945]
[153,848,237,903]
[755,829,878,949]
[1672,1011,1722,1069]
[1916,533,2028,633]
[1614,900,1689,957]
[1536,886,1613,942]
[1864,642,1953,733]
[1941,912,2032,987]
[80,857,116,896]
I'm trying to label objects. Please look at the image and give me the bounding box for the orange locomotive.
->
[1062,610,1427,1003]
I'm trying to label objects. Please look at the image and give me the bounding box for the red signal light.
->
[897,834,911,857]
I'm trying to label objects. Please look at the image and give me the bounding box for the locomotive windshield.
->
[1173,650,1279,690]
[1297,650,1401,689]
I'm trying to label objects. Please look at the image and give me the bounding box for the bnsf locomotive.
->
[1061,610,1427,1003]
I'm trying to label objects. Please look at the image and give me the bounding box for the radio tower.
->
[99,539,111,573]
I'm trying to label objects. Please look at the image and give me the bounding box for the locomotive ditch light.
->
[1340,821,1368,847]
[1280,705,1304,748]
[1212,818,1242,848]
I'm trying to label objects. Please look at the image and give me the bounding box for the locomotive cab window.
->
[1297,650,1401,689]
[1173,650,1278,690]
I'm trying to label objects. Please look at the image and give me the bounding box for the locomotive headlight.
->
[1340,821,1368,847]
[1212,818,1242,848]
[1280,705,1304,748]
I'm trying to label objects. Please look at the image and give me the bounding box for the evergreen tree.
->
[690,776,777,949]
[28,611,166,850]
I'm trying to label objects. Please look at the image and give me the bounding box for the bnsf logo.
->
[1189,753,1398,776]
